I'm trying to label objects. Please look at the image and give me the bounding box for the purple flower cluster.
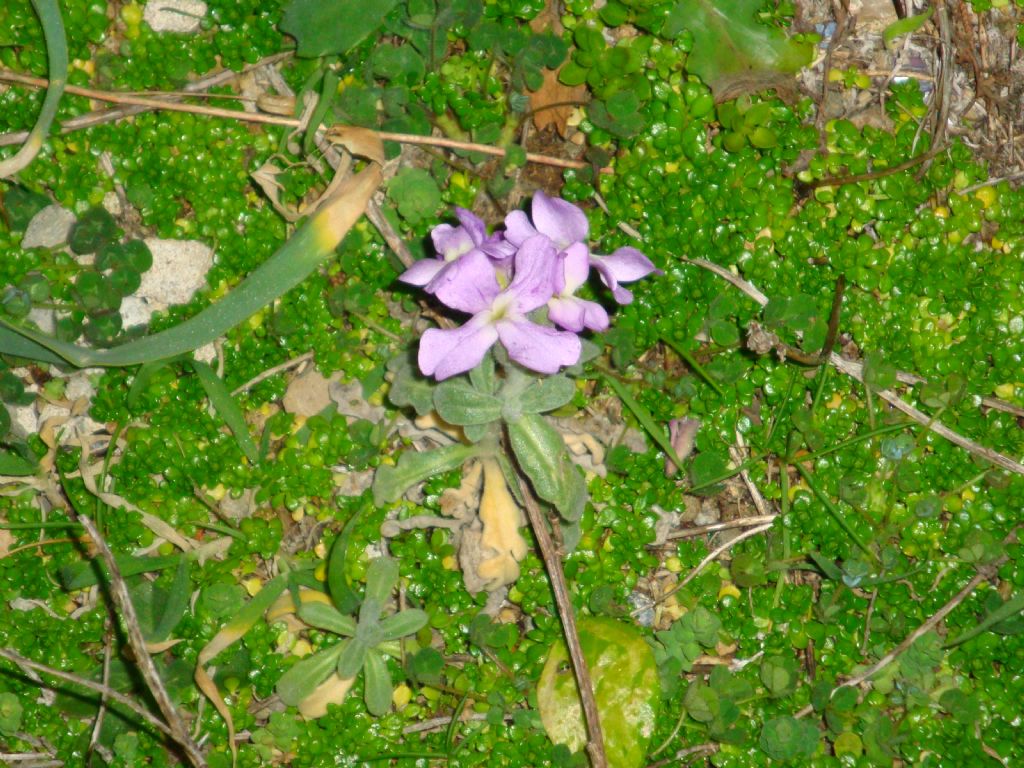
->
[401,191,660,380]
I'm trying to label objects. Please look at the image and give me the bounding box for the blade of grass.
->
[195,572,289,768]
[192,361,260,465]
[600,373,685,472]
[0,0,67,178]
[661,335,726,398]
[943,592,1024,649]
[794,463,878,562]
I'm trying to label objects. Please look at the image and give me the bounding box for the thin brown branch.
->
[0,648,175,742]
[0,53,292,148]
[683,258,1024,476]
[642,523,776,614]
[794,565,993,718]
[646,742,719,768]
[230,351,314,397]
[0,69,597,174]
[661,514,777,542]
[71,513,207,767]
[515,475,608,768]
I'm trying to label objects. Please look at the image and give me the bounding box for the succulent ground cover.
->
[2,0,1024,766]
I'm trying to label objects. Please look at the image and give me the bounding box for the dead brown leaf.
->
[529,5,587,137]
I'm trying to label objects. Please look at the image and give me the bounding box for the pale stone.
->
[22,204,75,249]
[137,238,213,305]
[143,0,207,34]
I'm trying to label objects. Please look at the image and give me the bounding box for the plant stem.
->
[514,475,608,768]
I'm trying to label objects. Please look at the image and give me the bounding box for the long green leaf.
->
[883,7,934,48]
[192,361,260,464]
[944,592,1024,649]
[327,508,363,614]
[372,443,477,505]
[151,556,192,642]
[61,553,181,591]
[0,0,67,179]
[0,167,380,367]
[0,450,38,476]
[601,373,685,472]
[277,642,346,707]
[298,602,357,637]
[363,649,393,716]
[379,609,428,641]
[507,413,586,521]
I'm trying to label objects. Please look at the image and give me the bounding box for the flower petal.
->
[503,210,536,246]
[507,235,558,314]
[427,250,501,315]
[496,318,581,374]
[399,258,445,286]
[431,223,475,261]
[556,242,591,295]
[531,190,589,250]
[453,208,488,245]
[548,296,609,333]
[590,246,660,305]
[419,317,499,380]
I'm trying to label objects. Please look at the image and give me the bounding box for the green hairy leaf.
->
[507,413,586,522]
[277,643,346,707]
[379,609,429,641]
[664,0,813,97]
[372,443,477,505]
[280,0,401,58]
[297,602,357,636]
[515,375,576,415]
[433,379,502,425]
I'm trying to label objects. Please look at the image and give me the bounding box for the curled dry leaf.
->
[528,5,587,137]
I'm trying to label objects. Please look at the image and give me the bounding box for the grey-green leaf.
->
[372,443,477,505]
[379,609,428,641]
[364,558,399,606]
[280,0,401,58]
[433,379,502,425]
[277,643,345,707]
[508,413,587,521]
[298,602,357,637]
[516,375,575,415]
[363,650,393,716]
[337,637,368,679]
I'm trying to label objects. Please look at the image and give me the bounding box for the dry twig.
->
[0,648,176,742]
[71,513,207,767]
[515,476,609,768]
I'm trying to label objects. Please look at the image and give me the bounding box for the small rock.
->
[22,204,75,249]
[27,307,55,335]
[283,366,334,417]
[120,295,159,329]
[6,402,38,440]
[102,191,122,217]
[138,238,213,305]
[193,343,217,364]
[143,0,207,34]
[65,370,98,402]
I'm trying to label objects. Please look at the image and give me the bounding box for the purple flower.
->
[418,236,582,380]
[589,246,661,305]
[399,209,514,311]
[504,190,590,252]
[504,191,660,305]
[547,242,609,333]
